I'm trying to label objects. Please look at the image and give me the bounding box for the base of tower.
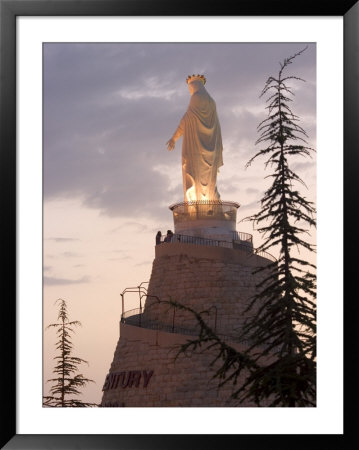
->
[101,322,258,407]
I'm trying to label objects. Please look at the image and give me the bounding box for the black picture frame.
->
[1,1,356,448]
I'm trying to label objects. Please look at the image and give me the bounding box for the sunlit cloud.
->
[44,275,91,286]
[135,260,153,267]
[62,251,82,258]
[47,237,80,242]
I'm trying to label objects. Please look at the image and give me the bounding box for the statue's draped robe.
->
[173,82,223,202]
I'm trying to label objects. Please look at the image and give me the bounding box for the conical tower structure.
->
[101,200,274,407]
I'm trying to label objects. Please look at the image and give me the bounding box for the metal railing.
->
[160,233,232,248]
[120,281,149,317]
[121,306,255,345]
[169,199,240,209]
[170,200,240,224]
[122,308,201,336]
[254,249,277,262]
[158,231,276,262]
[122,304,218,334]
[232,230,253,244]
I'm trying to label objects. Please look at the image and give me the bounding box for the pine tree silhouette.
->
[43,298,97,407]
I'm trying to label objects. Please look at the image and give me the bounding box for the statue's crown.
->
[186,74,206,85]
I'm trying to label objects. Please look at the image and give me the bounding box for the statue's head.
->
[186,74,206,95]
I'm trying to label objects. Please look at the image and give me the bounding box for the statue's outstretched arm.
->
[166,115,185,151]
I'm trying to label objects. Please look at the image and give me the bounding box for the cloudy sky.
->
[43,42,316,405]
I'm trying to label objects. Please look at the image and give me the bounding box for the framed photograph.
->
[1,1,356,448]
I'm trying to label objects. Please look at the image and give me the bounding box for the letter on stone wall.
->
[110,371,126,390]
[102,374,110,391]
[128,370,142,388]
[143,370,154,388]
[120,371,131,388]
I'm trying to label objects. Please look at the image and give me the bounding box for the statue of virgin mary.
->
[166,75,223,202]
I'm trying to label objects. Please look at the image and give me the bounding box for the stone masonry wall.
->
[142,243,271,339]
[101,323,258,407]
[101,242,274,407]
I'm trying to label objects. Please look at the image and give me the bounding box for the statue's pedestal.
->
[170,200,240,242]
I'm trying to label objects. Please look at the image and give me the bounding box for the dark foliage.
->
[241,47,316,406]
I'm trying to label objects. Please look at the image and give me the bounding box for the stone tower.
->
[101,200,274,407]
